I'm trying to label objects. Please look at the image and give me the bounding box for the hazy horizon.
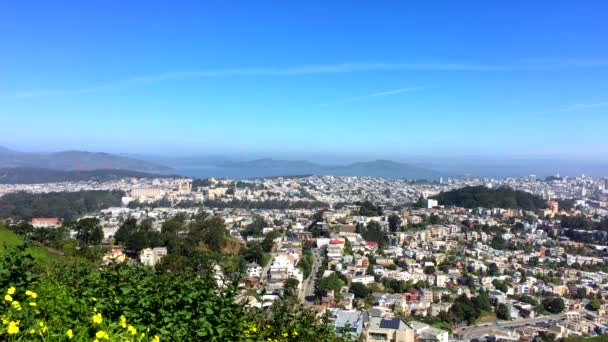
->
[3,143,607,179]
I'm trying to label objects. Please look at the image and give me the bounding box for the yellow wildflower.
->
[66,329,74,339]
[25,290,37,299]
[12,301,21,311]
[92,297,97,302]
[92,313,103,325]
[128,325,137,335]
[119,315,127,328]
[96,330,109,339]
[151,335,160,342]
[4,294,12,302]
[29,329,36,334]
[283,332,288,337]
[29,302,37,307]
[141,332,145,337]
[7,287,16,295]
[293,331,298,336]
[7,321,19,334]
[39,321,45,327]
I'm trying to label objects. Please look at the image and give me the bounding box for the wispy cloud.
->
[562,102,608,111]
[524,58,608,69]
[343,86,425,102]
[7,58,608,99]
[5,62,500,99]
[130,62,504,82]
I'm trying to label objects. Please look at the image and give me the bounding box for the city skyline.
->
[2,1,608,158]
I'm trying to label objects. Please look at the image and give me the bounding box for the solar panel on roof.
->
[379,318,400,329]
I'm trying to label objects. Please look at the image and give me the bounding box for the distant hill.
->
[0,147,172,173]
[0,168,174,184]
[216,158,438,179]
[433,185,547,210]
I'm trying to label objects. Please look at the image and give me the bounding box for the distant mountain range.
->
[217,158,439,179]
[0,168,174,184]
[0,147,172,173]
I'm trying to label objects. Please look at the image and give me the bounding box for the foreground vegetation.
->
[0,244,348,341]
[0,215,349,341]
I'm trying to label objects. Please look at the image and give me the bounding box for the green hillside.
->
[433,185,547,210]
[0,225,53,262]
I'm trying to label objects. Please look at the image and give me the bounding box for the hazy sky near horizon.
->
[1,1,608,158]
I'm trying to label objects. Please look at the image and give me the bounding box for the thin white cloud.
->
[344,86,425,102]
[562,102,608,111]
[7,59,608,99]
[130,62,504,82]
[525,58,608,68]
[5,62,500,99]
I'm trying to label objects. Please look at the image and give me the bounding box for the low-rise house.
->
[245,262,263,278]
[409,321,449,342]
[365,317,415,342]
[139,247,167,267]
[330,309,365,338]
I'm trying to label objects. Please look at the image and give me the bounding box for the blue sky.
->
[1,1,608,159]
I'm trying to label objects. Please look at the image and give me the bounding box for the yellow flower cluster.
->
[242,321,299,341]
[3,287,162,341]
[7,321,19,334]
[92,312,103,325]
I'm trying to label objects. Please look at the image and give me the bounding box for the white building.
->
[246,262,263,278]
[139,247,168,267]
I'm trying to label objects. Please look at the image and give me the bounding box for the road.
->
[259,252,276,286]
[300,248,323,303]
[454,310,586,341]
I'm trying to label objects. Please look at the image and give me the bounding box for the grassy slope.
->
[0,225,54,262]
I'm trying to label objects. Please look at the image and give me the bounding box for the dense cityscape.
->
[2,172,608,341]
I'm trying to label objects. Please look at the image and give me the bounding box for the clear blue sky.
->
[1,1,607,159]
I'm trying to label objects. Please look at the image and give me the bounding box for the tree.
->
[116,218,162,253]
[240,242,269,267]
[363,221,388,249]
[187,213,228,253]
[242,216,267,237]
[542,297,565,314]
[495,303,510,320]
[357,201,383,216]
[261,230,279,253]
[588,297,601,311]
[488,263,499,276]
[316,273,345,298]
[492,279,508,293]
[350,283,369,299]
[424,266,436,275]
[71,217,103,246]
[284,278,300,296]
[518,268,527,283]
[388,214,402,232]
